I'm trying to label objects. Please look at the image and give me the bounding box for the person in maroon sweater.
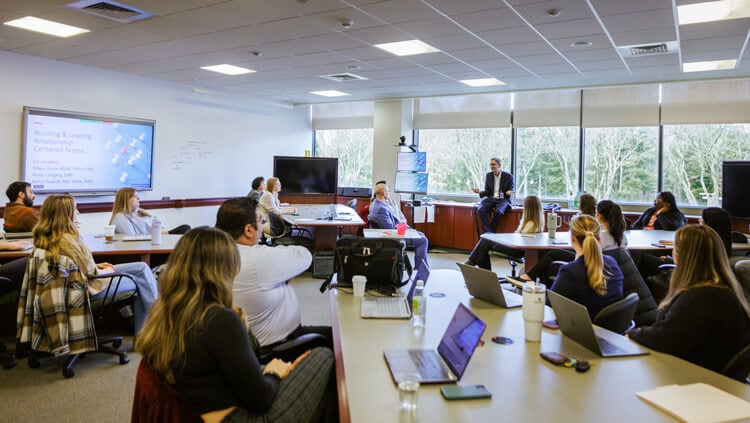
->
[629,225,750,378]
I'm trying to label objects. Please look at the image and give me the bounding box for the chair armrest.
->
[272,333,327,354]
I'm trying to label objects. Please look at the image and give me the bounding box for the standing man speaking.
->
[473,157,514,233]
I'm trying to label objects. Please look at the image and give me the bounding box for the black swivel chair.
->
[592,292,640,334]
[267,212,313,249]
[723,344,750,384]
[472,204,524,277]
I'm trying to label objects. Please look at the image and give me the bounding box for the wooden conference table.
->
[330,269,750,422]
[283,204,364,250]
[481,229,750,270]
[0,234,180,265]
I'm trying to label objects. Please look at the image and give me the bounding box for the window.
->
[515,127,579,200]
[314,129,373,187]
[583,127,658,203]
[418,128,512,195]
[663,124,750,206]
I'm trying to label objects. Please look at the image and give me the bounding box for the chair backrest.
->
[357,204,370,236]
[368,215,383,229]
[267,212,290,239]
[722,344,750,383]
[593,292,639,334]
[131,360,202,423]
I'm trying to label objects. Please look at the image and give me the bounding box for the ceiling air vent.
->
[67,0,154,23]
[320,73,368,82]
[617,41,679,58]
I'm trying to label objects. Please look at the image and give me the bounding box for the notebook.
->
[548,290,648,357]
[3,232,33,240]
[361,278,419,319]
[122,234,152,241]
[384,303,486,384]
[457,262,522,308]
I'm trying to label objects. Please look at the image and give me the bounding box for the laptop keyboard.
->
[375,298,409,316]
[597,336,625,355]
[409,350,446,379]
[122,235,152,241]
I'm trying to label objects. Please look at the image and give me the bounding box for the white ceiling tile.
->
[425,34,486,51]
[563,48,622,62]
[499,41,557,57]
[451,47,506,61]
[166,0,291,30]
[611,28,677,46]
[534,18,604,40]
[343,25,411,44]
[680,19,750,40]
[392,17,466,39]
[359,0,441,24]
[516,54,569,66]
[335,46,392,61]
[421,0,499,16]
[452,8,525,33]
[682,36,746,53]
[550,34,613,52]
[131,16,212,38]
[600,8,675,33]
[576,59,628,71]
[479,26,544,46]
[513,0,596,24]
[683,48,744,62]
[626,55,679,67]
[590,0,672,16]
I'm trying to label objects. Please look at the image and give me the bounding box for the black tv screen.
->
[722,161,750,218]
[273,156,338,195]
[22,106,155,194]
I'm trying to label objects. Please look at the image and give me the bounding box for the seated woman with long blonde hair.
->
[109,187,190,235]
[33,194,159,331]
[465,195,543,270]
[136,227,334,422]
[629,225,750,376]
[549,214,623,319]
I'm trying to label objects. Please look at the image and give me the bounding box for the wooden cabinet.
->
[453,207,477,250]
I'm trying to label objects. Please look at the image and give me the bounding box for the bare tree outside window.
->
[516,127,579,199]
[314,129,373,187]
[584,127,658,203]
[418,128,512,195]
[663,124,750,206]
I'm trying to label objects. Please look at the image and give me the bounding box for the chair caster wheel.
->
[3,358,16,369]
[112,340,122,348]
[120,355,130,365]
[28,357,40,369]
[63,367,75,378]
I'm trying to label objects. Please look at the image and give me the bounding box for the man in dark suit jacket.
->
[473,157,514,233]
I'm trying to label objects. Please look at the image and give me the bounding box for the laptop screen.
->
[437,303,486,378]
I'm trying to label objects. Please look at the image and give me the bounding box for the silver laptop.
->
[548,290,649,357]
[457,262,522,308]
[384,303,486,384]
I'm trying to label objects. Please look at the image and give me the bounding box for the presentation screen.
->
[397,151,427,172]
[394,172,428,194]
[273,156,338,195]
[722,161,750,218]
[22,107,155,194]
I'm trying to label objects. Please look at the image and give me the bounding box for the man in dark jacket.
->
[473,157,514,233]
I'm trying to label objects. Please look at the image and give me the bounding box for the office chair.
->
[132,360,203,423]
[722,344,750,384]
[356,204,370,236]
[0,276,17,369]
[337,199,358,237]
[257,332,328,364]
[472,203,524,277]
[18,250,136,378]
[267,212,313,249]
[592,292,639,334]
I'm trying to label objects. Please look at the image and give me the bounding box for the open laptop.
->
[457,262,522,308]
[548,290,648,357]
[360,260,430,319]
[384,303,486,384]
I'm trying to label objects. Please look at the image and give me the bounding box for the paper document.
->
[413,205,435,223]
[636,383,750,422]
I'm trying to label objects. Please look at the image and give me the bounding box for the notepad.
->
[636,383,750,422]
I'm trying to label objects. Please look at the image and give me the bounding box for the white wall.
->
[0,50,311,204]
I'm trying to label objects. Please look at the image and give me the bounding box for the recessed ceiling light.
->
[682,59,737,72]
[460,78,505,87]
[571,41,592,48]
[3,16,89,38]
[374,39,440,56]
[310,90,350,97]
[200,64,256,75]
[547,9,562,17]
[677,0,750,25]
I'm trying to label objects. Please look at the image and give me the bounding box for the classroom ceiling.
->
[1,0,749,107]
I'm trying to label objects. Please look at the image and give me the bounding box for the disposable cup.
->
[352,275,367,297]
[104,225,116,242]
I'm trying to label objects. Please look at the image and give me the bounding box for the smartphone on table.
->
[440,384,492,400]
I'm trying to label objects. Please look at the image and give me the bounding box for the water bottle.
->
[573,194,579,210]
[411,280,426,328]
[151,216,162,245]
[547,211,558,239]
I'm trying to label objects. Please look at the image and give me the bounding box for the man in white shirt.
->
[215,197,331,349]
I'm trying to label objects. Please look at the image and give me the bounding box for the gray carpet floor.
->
[0,249,516,422]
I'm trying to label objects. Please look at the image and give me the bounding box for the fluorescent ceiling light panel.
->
[682,59,737,72]
[3,16,89,37]
[200,64,255,75]
[310,90,350,97]
[460,78,505,87]
[374,39,439,56]
[677,0,750,25]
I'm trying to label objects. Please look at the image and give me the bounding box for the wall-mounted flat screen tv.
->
[722,161,750,218]
[22,107,155,194]
[273,156,338,195]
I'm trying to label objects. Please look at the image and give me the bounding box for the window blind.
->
[311,101,374,129]
[661,79,750,124]
[413,93,511,129]
[513,89,581,127]
[581,85,660,127]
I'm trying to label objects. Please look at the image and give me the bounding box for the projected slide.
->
[395,172,428,194]
[23,111,154,193]
[397,152,427,172]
